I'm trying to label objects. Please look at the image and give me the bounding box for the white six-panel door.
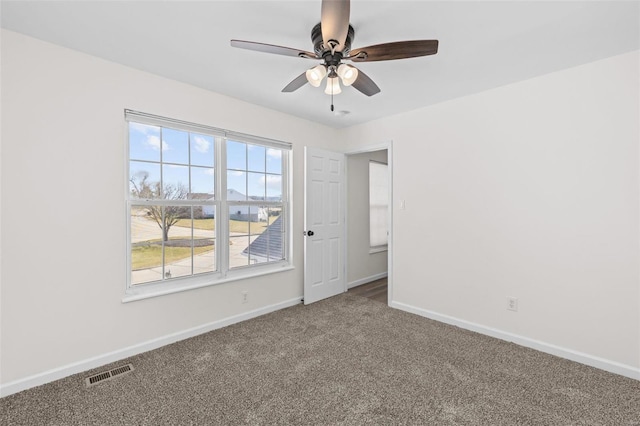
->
[303,147,345,305]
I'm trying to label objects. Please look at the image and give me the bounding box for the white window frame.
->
[124,110,292,302]
[369,160,389,253]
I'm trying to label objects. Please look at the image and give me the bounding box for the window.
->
[369,161,388,250]
[226,140,285,268]
[126,110,290,296]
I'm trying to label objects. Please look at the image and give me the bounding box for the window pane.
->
[129,123,161,162]
[266,174,282,201]
[164,207,193,280]
[247,209,283,265]
[266,148,282,174]
[247,144,266,172]
[130,161,161,199]
[194,206,215,275]
[247,172,266,200]
[131,205,164,285]
[229,236,250,268]
[190,167,214,196]
[229,204,252,223]
[190,133,214,167]
[228,204,265,268]
[163,165,189,198]
[249,205,269,232]
[227,171,247,199]
[227,140,246,170]
[162,128,189,165]
[267,212,284,262]
[163,204,192,239]
[131,204,214,284]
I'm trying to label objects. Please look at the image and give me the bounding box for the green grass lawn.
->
[229,217,275,234]
[175,218,215,231]
[132,245,213,270]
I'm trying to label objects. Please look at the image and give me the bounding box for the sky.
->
[129,122,282,200]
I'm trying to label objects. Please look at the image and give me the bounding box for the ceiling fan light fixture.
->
[231,0,438,99]
[305,64,327,87]
[324,76,342,95]
[337,64,358,86]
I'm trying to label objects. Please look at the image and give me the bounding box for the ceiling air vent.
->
[85,363,134,387]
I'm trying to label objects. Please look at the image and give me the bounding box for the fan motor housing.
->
[312,23,354,57]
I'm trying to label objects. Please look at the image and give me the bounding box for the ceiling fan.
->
[230,0,438,109]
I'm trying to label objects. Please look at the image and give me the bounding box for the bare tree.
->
[130,172,189,242]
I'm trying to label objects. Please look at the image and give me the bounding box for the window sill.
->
[369,246,388,254]
[122,262,294,303]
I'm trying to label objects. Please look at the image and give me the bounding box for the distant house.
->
[227,189,268,222]
[191,189,268,222]
[242,216,283,263]
[201,197,215,218]
[188,193,215,219]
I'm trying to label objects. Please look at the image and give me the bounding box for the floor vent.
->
[85,364,134,387]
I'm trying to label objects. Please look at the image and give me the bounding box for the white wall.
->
[347,150,388,286]
[2,28,639,394]
[0,29,341,390]
[342,51,640,376]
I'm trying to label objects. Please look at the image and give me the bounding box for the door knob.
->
[304,230,315,236]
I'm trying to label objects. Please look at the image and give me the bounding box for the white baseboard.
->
[390,300,640,381]
[348,272,388,289]
[0,297,302,398]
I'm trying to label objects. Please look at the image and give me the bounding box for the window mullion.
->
[187,131,192,198]
[191,206,194,276]
[244,143,249,200]
[161,205,166,281]
[218,136,229,275]
[282,150,290,262]
[187,133,193,276]
[131,199,210,206]
[159,127,164,195]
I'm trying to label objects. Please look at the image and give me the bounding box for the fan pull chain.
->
[330,80,335,112]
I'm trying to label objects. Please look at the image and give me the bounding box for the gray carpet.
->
[2,294,639,425]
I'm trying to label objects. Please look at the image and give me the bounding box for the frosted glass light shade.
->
[305,65,327,87]
[324,77,342,95]
[337,64,358,86]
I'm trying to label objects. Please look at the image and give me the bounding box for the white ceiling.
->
[2,1,638,128]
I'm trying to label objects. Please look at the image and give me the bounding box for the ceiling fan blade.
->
[321,0,350,52]
[352,69,380,97]
[348,40,439,62]
[231,40,316,59]
[282,72,309,93]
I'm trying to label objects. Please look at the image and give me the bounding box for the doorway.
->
[345,143,392,304]
[302,143,393,305]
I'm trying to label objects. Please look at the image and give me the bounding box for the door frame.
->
[344,141,393,305]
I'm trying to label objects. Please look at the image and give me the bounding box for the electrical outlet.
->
[507,297,518,312]
[241,291,248,304]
